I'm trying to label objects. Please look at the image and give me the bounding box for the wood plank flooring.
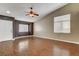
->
[0,37,79,56]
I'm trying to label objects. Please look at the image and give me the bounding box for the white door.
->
[0,19,13,42]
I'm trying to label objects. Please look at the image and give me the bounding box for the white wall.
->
[0,19,13,42]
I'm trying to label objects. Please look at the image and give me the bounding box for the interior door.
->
[0,19,13,42]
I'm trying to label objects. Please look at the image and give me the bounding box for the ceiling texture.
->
[0,3,67,22]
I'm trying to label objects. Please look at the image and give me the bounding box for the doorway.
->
[0,15,14,42]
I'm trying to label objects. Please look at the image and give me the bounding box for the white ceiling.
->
[0,3,67,22]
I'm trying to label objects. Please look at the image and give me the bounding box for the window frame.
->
[19,24,29,32]
[54,14,71,33]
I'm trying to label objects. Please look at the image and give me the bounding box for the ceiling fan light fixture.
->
[29,14,35,17]
[25,7,39,17]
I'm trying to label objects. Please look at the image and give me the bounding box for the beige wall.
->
[34,4,79,43]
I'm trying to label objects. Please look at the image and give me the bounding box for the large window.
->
[19,24,28,32]
[54,14,70,33]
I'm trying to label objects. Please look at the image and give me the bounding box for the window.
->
[19,24,28,32]
[54,14,70,33]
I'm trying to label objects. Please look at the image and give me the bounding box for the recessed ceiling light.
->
[6,10,11,14]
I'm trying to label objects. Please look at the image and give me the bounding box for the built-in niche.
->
[19,24,28,32]
[14,20,33,37]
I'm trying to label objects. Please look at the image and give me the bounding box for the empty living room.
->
[0,1,79,59]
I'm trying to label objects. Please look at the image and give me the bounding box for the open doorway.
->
[0,15,14,42]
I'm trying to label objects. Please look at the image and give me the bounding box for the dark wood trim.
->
[0,15,15,38]
[14,20,33,37]
[0,15,14,21]
[0,15,33,38]
[15,20,33,24]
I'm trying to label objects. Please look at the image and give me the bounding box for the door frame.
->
[0,15,15,38]
[0,15,34,38]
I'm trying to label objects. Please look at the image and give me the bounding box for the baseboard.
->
[0,35,34,42]
[11,35,79,44]
[13,35,34,39]
[33,35,79,45]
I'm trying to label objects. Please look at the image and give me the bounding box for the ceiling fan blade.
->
[25,14,30,16]
[25,7,39,17]
[34,14,39,16]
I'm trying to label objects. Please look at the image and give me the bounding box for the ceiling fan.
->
[25,7,39,17]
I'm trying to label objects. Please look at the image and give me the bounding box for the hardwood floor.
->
[0,37,79,56]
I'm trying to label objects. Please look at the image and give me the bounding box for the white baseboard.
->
[33,35,79,45]
[13,35,34,39]
[0,35,33,42]
[1,35,79,45]
[0,39,14,42]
